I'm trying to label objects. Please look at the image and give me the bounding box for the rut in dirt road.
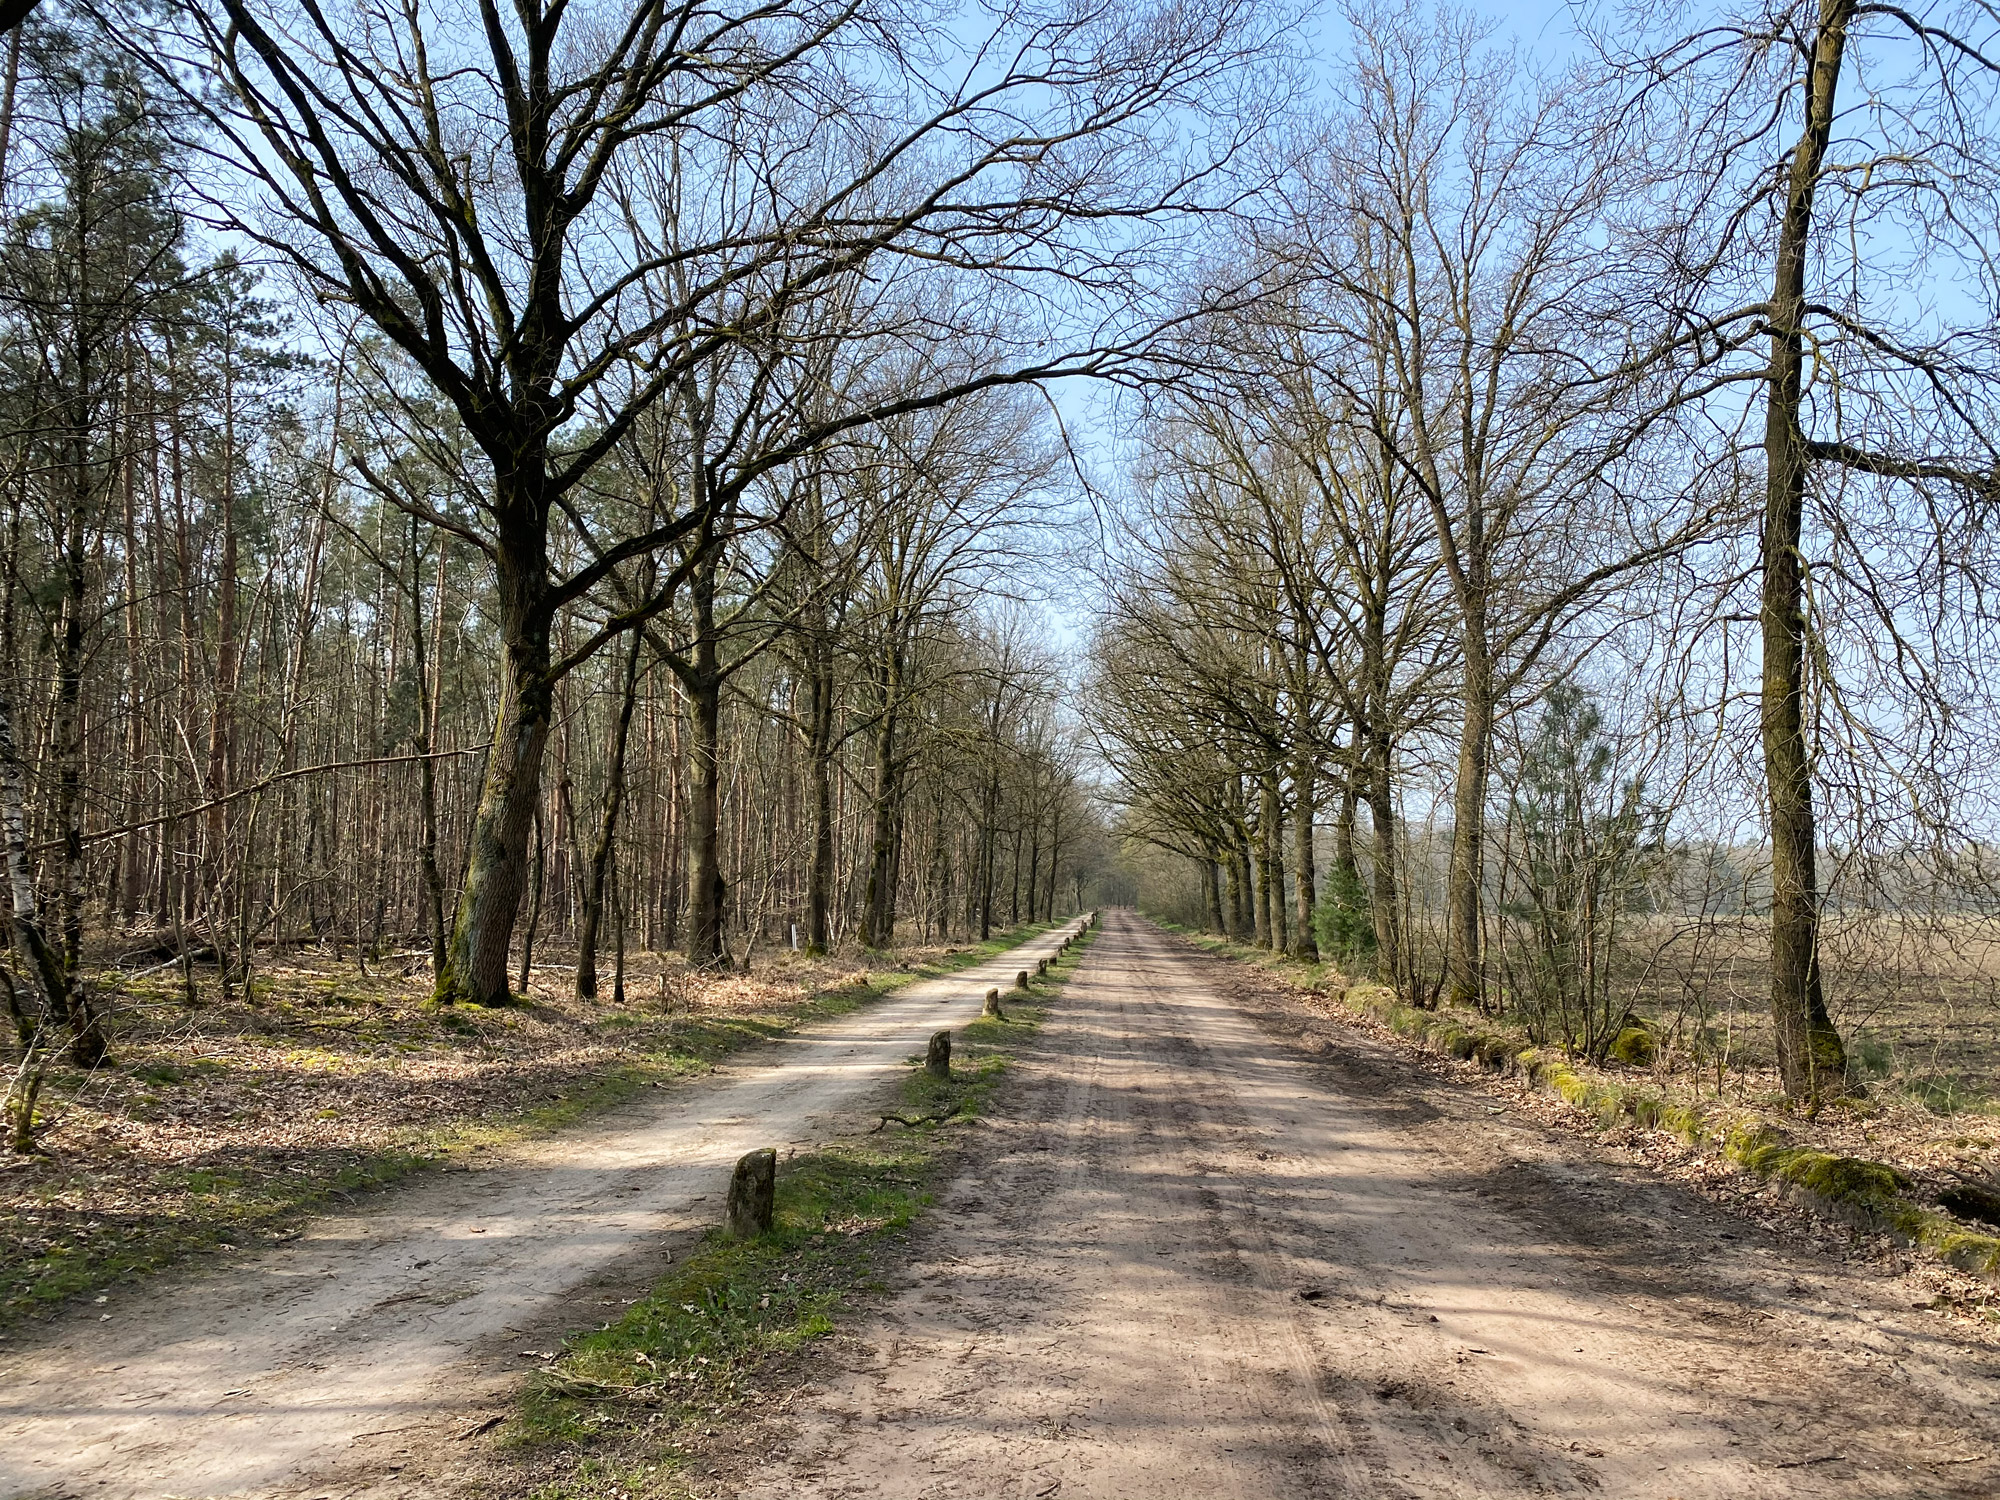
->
[730,910,2000,1500]
[0,921,1087,1500]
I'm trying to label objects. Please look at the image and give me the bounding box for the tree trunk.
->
[1761,0,1854,1098]
[436,508,553,1005]
[119,364,147,925]
[1201,854,1224,935]
[1291,751,1318,960]
[52,390,104,1064]
[576,629,645,997]
[203,357,240,994]
[1250,827,1271,948]
[1336,723,1361,885]
[1445,631,1492,1008]
[676,534,730,969]
[802,635,838,955]
[518,803,545,995]
[1257,774,1284,950]
[411,529,449,973]
[1228,838,1253,940]
[1366,728,1404,991]
[978,768,1000,940]
[860,657,903,950]
[684,662,727,967]
[0,681,83,1062]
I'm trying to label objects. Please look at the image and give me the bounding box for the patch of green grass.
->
[1902,1072,1994,1117]
[506,923,1098,1494]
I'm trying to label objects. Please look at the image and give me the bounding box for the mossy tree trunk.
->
[1759,0,1854,1098]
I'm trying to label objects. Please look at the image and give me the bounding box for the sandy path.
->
[0,922,1085,1500]
[729,910,2000,1499]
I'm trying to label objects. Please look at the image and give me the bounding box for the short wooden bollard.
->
[1014,969,1030,990]
[725,1148,776,1239]
[926,1029,952,1079]
[982,986,1007,1020]
[1037,957,1048,975]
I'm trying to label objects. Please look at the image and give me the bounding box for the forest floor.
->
[8,911,2000,1498]
[0,924,1053,1332]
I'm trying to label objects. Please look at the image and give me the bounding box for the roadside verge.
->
[1152,919,2000,1288]
[1,922,1064,1334]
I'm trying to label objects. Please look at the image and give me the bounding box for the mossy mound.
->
[1609,1025,1657,1067]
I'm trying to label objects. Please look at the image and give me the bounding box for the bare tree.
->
[123,0,1272,1001]
[1610,0,2000,1095]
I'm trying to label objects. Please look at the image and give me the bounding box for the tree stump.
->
[982,987,1007,1020]
[725,1148,776,1239]
[1014,969,1030,990]
[926,1029,952,1079]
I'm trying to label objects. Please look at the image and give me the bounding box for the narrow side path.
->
[0,921,1085,1500]
[724,909,2000,1499]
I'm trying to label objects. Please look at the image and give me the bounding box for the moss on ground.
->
[501,923,1098,1499]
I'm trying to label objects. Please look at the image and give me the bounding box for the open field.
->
[1605,914,2000,1113]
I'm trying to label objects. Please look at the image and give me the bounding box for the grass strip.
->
[1,923,1059,1332]
[501,922,1099,1500]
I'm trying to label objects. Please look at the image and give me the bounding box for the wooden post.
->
[982,986,1006,1020]
[926,1029,951,1079]
[725,1148,776,1238]
[1014,969,1030,990]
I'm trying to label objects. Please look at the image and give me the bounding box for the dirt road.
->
[726,911,2000,1499]
[0,922,1085,1500]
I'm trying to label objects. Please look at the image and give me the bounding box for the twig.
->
[1773,1454,1845,1469]
[871,1100,969,1133]
[36,745,492,852]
